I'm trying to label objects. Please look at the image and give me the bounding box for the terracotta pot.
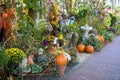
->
[58,65,66,76]
[47,46,57,54]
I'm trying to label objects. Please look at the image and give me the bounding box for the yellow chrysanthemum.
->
[5,48,26,63]
[58,34,63,40]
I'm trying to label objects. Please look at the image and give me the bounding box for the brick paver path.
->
[62,36,120,80]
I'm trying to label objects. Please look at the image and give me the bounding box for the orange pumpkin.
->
[56,54,67,66]
[99,36,104,43]
[85,45,94,53]
[77,44,85,52]
[96,35,104,43]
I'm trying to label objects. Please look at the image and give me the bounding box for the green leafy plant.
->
[13,15,44,54]
[110,13,117,27]
[23,0,43,11]
[65,47,79,65]
[92,17,104,34]
[78,3,90,19]
[102,30,115,42]
[23,0,45,19]
[30,64,43,74]
[116,24,120,35]
[103,14,111,29]
[83,35,103,51]
[67,23,83,43]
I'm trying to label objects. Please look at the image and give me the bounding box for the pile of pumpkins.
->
[77,44,94,53]
[77,35,104,53]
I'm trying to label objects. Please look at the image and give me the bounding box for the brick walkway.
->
[61,36,120,80]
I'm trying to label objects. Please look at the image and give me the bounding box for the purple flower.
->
[59,40,63,47]
[43,40,49,45]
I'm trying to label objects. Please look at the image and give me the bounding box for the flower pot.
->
[47,46,57,54]
[58,65,66,76]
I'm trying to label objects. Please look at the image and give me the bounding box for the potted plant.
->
[83,35,104,52]
[55,48,71,76]
[5,48,26,79]
[67,47,79,64]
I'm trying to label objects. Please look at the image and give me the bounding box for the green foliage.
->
[32,21,46,41]
[31,64,43,74]
[79,15,95,26]
[23,0,44,11]
[5,25,41,54]
[83,35,103,51]
[109,13,117,27]
[90,15,111,34]
[67,22,83,43]
[103,14,111,29]
[78,3,90,19]
[67,48,79,65]
[16,13,34,30]
[114,7,120,21]
[102,30,115,42]
[92,17,104,34]
[77,29,84,43]
[14,13,46,54]
[0,46,9,68]
[91,15,111,35]
[116,24,120,34]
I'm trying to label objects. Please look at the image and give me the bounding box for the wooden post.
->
[9,74,13,80]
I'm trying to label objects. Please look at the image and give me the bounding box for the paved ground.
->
[61,35,120,80]
[24,36,120,80]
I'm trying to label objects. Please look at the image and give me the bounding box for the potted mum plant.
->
[5,48,26,79]
[5,48,26,64]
